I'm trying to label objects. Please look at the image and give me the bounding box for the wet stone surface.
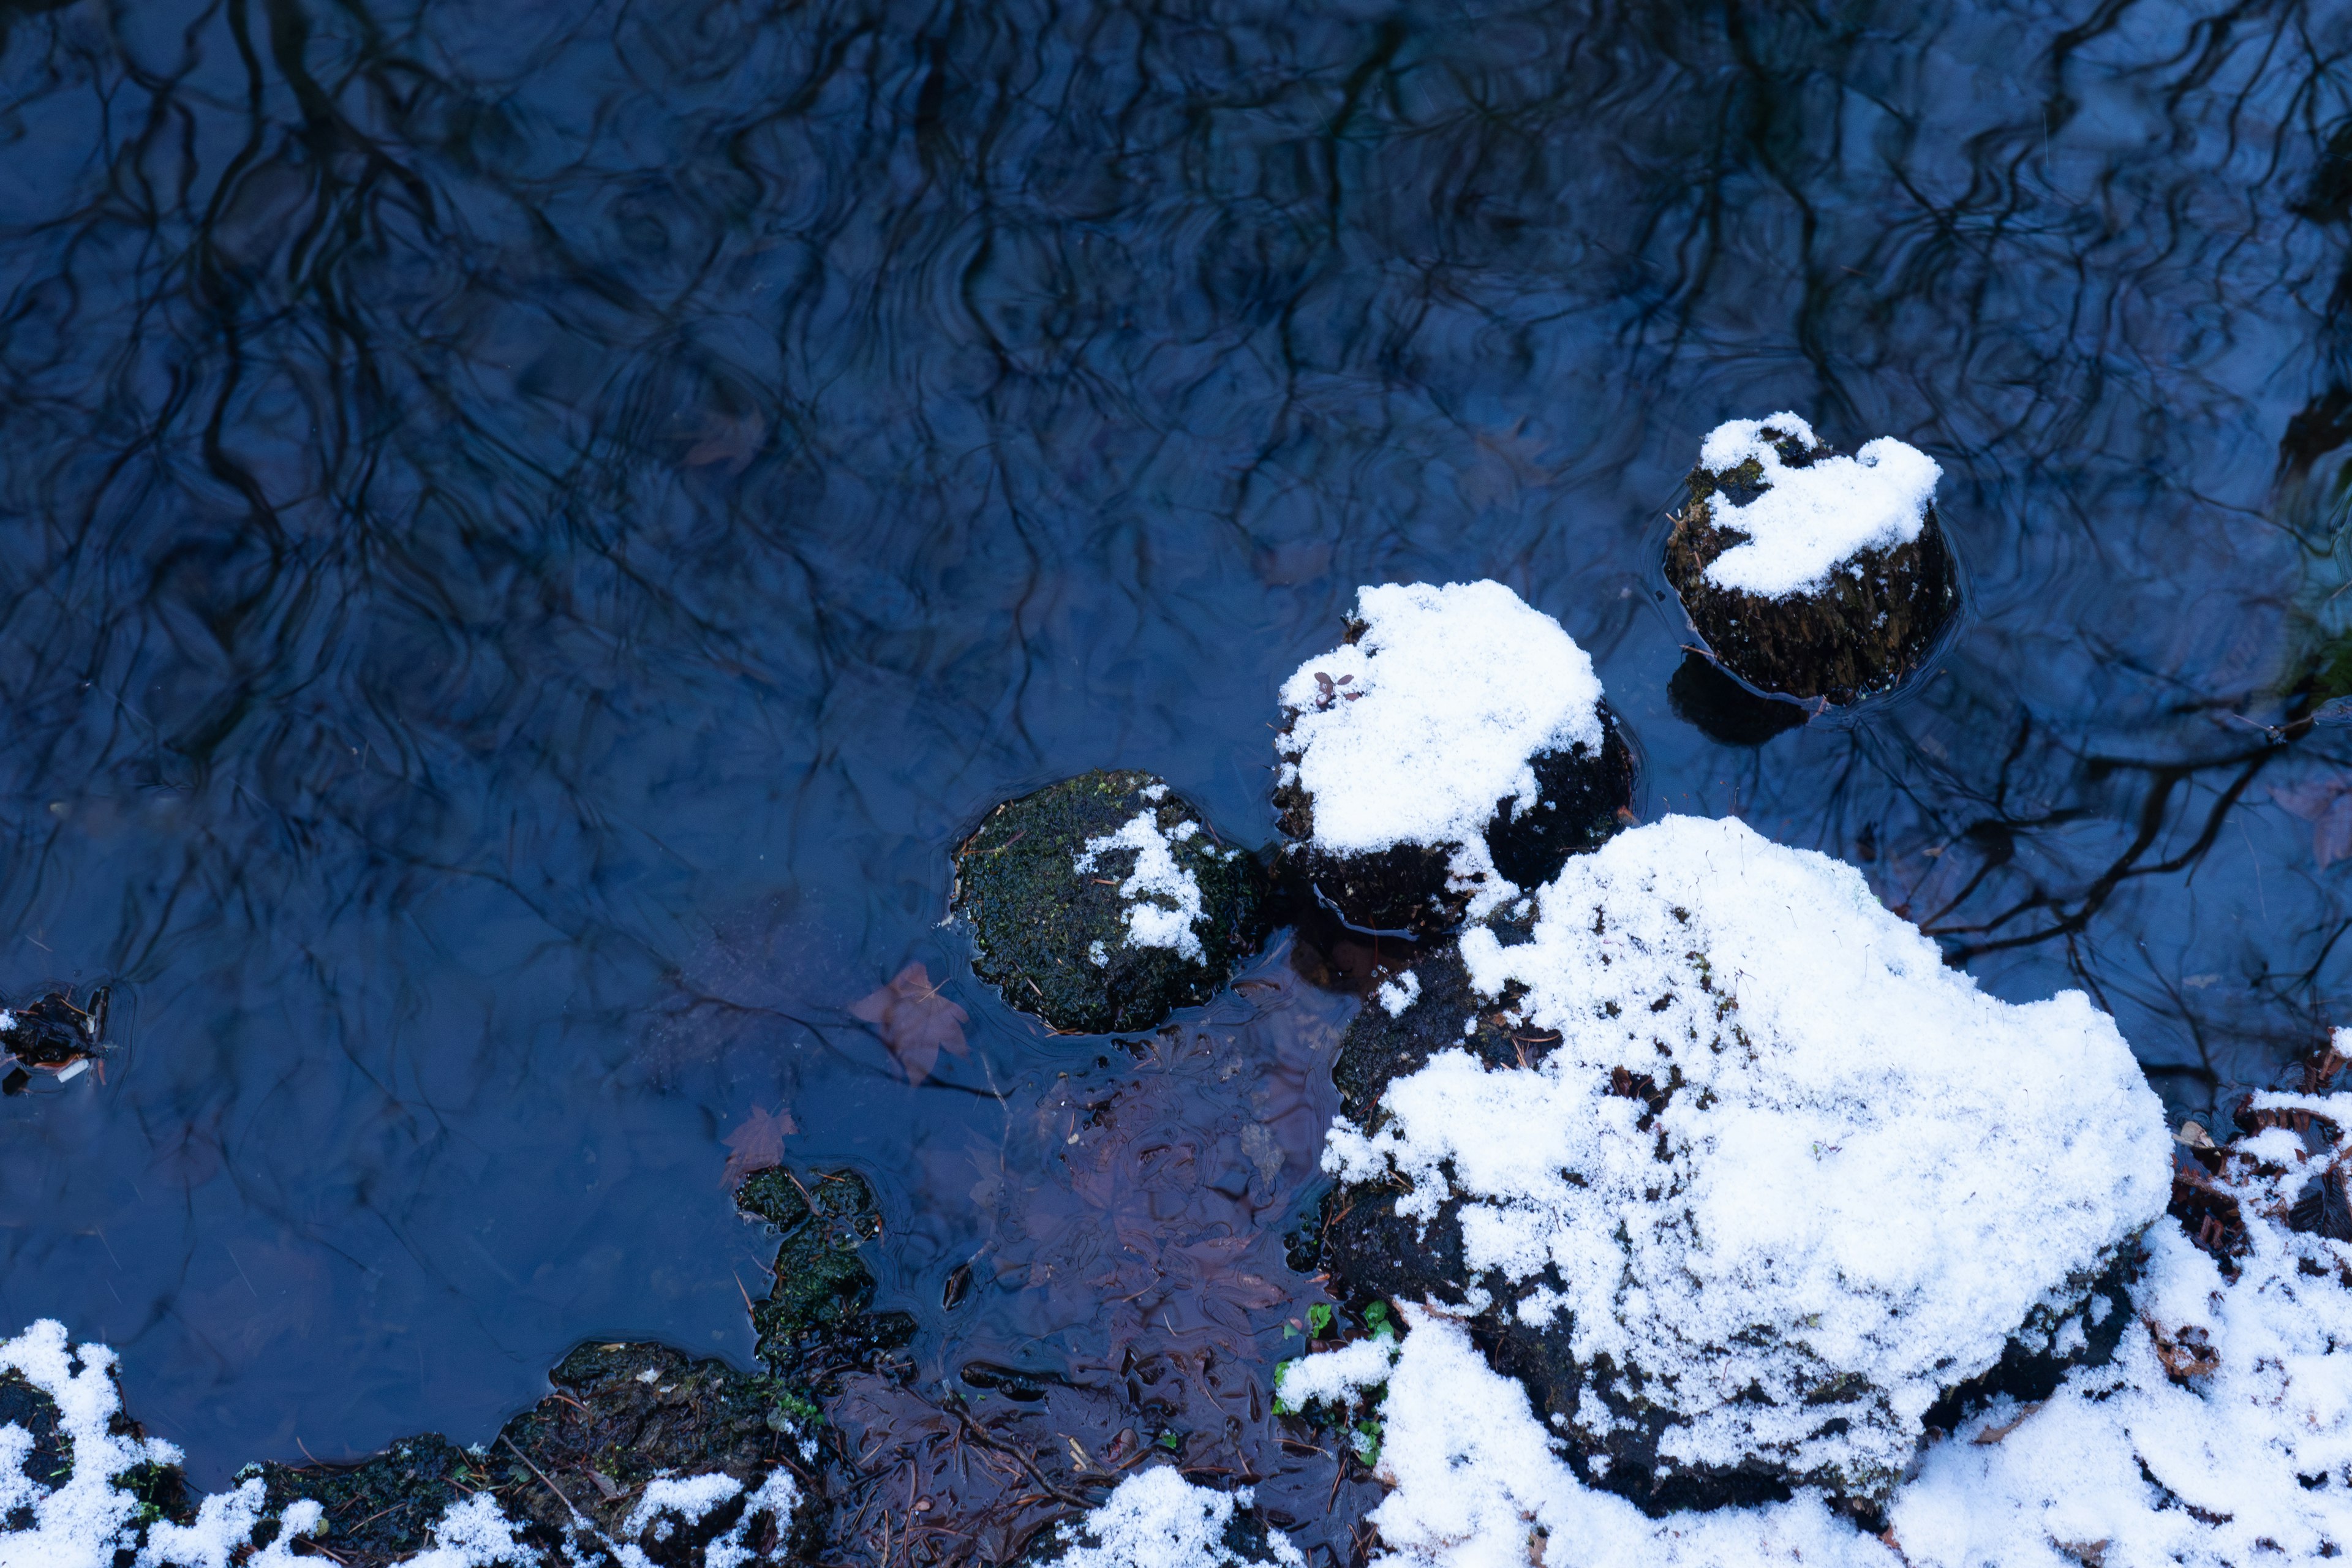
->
[1664,426,1960,706]
[954,772,1267,1035]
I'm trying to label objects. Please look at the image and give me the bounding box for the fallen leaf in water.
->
[2267,778,2352,867]
[682,409,767,475]
[850,963,969,1085]
[722,1104,797,1188]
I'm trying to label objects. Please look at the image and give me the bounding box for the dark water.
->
[2,0,2350,1548]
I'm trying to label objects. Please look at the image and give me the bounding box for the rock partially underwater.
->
[1312,816,2170,1517]
[1274,581,1634,937]
[954,771,1266,1035]
[1664,413,1957,706]
[137,1168,905,1567]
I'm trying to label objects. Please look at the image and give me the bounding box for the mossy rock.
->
[492,1343,818,1559]
[254,1436,492,1566]
[953,771,1265,1034]
[736,1166,915,1380]
[1664,428,1957,705]
[1273,717,1634,937]
[257,1349,819,1566]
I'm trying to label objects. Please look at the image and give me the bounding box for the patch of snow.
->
[701,1471,801,1568]
[1051,1466,1303,1568]
[622,1474,741,1542]
[0,1319,183,1568]
[1333,1306,1892,1568]
[1276,1336,1399,1413]
[1891,1137,2352,1566]
[1695,415,1941,598]
[1075,810,1211,963]
[1374,970,1420,1017]
[1277,581,1605,919]
[1325,815,2169,1488]
[1328,1163,2352,1568]
[399,1492,539,1567]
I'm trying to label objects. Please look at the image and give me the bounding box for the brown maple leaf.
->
[721,1104,797,1188]
[850,963,969,1085]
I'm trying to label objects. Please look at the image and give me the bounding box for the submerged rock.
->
[954,771,1265,1035]
[1663,414,1957,704]
[1314,816,2168,1515]
[1273,581,1634,936]
[736,1165,916,1378]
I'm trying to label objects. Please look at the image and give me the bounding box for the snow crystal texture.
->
[1074,809,1218,963]
[1051,1466,1303,1568]
[1312,1079,2352,1568]
[1695,414,1941,598]
[1324,815,2171,1490]
[1278,581,1604,903]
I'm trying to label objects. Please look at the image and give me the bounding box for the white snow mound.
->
[1323,815,2171,1490]
[1309,1079,2352,1568]
[1049,1466,1303,1568]
[1695,414,1941,598]
[1277,581,1605,913]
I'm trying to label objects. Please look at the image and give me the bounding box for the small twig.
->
[500,1434,587,1521]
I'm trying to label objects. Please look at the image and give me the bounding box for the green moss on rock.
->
[953,771,1265,1034]
[254,1436,489,1565]
[736,1167,915,1379]
[1664,431,1958,705]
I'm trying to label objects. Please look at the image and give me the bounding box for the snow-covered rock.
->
[1296,1070,2352,1568]
[1274,581,1632,934]
[1663,415,1958,704]
[1318,815,2170,1510]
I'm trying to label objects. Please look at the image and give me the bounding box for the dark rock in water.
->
[1270,582,1636,936]
[1275,715,1635,937]
[954,771,1265,1035]
[736,1166,916,1379]
[237,1168,905,1566]
[257,1346,818,1567]
[0,986,108,1071]
[254,1436,498,1566]
[491,1343,818,1560]
[1664,421,1957,705]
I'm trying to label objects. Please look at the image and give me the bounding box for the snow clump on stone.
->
[1075,810,1215,962]
[1323,814,2171,1496]
[1698,414,1941,598]
[1277,581,1605,918]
